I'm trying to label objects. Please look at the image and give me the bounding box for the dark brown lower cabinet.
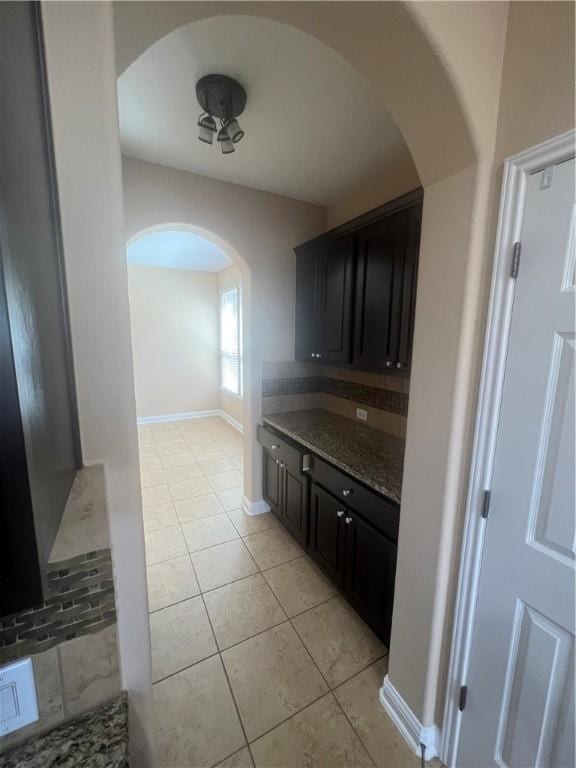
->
[344,511,397,645]
[259,425,397,646]
[308,479,397,646]
[309,483,346,587]
[262,445,308,547]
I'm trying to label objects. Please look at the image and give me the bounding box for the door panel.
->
[295,245,319,362]
[344,512,396,645]
[309,483,346,586]
[283,467,308,547]
[458,158,575,766]
[354,212,408,371]
[263,450,281,519]
[317,236,355,364]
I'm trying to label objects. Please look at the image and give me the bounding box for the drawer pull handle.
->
[342,489,352,497]
[271,444,279,450]
[345,516,353,524]
[336,510,345,518]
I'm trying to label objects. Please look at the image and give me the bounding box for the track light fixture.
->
[196,74,247,155]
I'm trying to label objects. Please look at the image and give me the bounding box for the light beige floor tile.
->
[250,693,373,768]
[181,513,239,553]
[175,492,225,523]
[154,655,245,768]
[199,416,229,430]
[163,463,204,483]
[196,447,229,461]
[204,574,287,650]
[150,421,180,434]
[141,483,171,508]
[208,469,243,493]
[178,420,208,435]
[147,555,200,612]
[150,595,217,682]
[218,486,243,511]
[243,526,304,570]
[138,444,159,461]
[142,501,178,532]
[198,456,237,475]
[292,596,385,687]
[145,525,187,566]
[139,466,166,489]
[159,447,197,468]
[184,435,218,451]
[227,508,280,537]
[222,622,328,741]
[139,454,163,472]
[169,476,212,501]
[215,746,254,768]
[263,556,338,617]
[191,539,259,593]
[334,657,419,767]
[153,434,187,450]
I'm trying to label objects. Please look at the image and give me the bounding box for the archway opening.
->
[127,225,247,532]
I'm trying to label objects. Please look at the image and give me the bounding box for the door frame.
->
[441,129,576,767]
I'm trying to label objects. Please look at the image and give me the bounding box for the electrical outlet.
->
[356,408,368,422]
[0,658,38,736]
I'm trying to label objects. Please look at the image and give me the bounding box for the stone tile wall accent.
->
[262,376,408,417]
[0,549,115,666]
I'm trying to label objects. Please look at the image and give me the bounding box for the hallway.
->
[139,416,419,767]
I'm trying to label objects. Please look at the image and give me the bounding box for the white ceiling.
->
[127,230,231,271]
[117,16,416,207]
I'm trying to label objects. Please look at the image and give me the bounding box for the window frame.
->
[219,284,243,398]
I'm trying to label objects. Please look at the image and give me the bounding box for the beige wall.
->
[41,3,153,762]
[122,156,325,502]
[495,1,575,163]
[218,264,244,428]
[327,154,420,229]
[127,264,220,419]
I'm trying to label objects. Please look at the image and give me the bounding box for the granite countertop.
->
[263,409,405,504]
[0,694,128,768]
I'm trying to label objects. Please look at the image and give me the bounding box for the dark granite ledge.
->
[0,693,128,768]
[262,409,405,504]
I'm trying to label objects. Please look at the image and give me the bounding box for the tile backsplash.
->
[0,466,120,753]
[262,362,409,438]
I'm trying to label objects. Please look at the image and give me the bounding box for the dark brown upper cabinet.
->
[294,188,422,375]
[295,234,355,365]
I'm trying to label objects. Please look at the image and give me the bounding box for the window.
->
[220,286,242,396]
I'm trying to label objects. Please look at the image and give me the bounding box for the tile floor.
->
[139,417,424,768]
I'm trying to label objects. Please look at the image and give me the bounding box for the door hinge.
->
[511,242,521,278]
[481,489,491,519]
[459,685,468,712]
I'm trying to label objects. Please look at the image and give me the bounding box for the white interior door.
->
[457,157,575,767]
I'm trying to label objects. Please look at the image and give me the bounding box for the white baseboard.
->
[137,409,243,433]
[137,409,220,425]
[242,496,271,517]
[218,410,243,434]
[379,675,441,761]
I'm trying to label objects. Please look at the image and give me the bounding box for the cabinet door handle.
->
[310,353,315,358]
[342,489,352,497]
[386,361,392,368]
[396,362,402,369]
[345,516,353,524]
[317,353,322,358]
[271,444,279,450]
[336,510,345,518]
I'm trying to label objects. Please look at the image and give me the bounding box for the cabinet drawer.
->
[258,425,307,475]
[310,457,399,542]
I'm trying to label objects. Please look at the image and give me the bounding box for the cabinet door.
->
[354,210,409,372]
[344,512,397,646]
[263,449,282,519]
[308,483,346,587]
[316,235,355,364]
[295,244,321,362]
[282,460,309,547]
